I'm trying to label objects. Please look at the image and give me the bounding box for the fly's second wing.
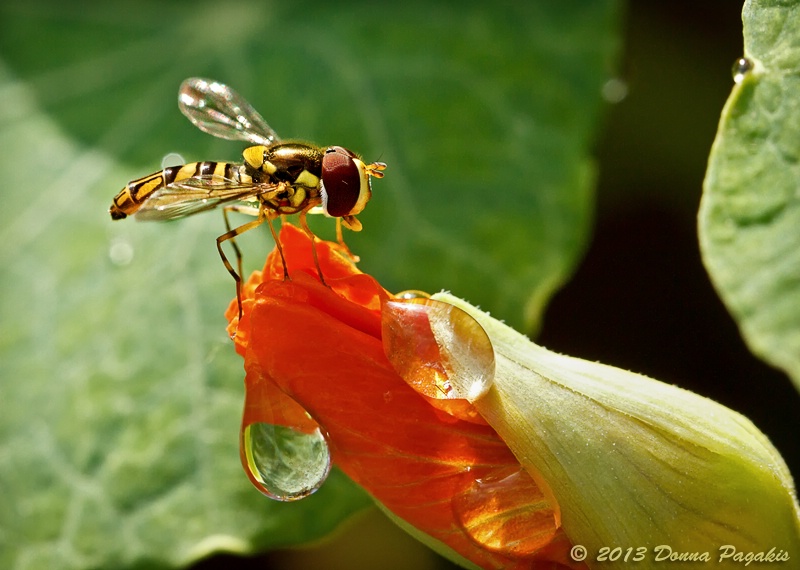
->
[133,174,277,221]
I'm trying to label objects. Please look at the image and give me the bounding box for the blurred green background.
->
[0,1,797,569]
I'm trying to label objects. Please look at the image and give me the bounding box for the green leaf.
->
[0,1,620,569]
[700,0,800,391]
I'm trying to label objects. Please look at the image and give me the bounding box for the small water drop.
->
[732,57,754,84]
[108,238,134,266]
[382,298,495,403]
[601,78,628,104]
[453,467,558,558]
[161,152,185,169]
[241,421,331,501]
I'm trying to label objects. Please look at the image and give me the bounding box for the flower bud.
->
[434,292,800,567]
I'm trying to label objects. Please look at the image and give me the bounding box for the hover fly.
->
[110,77,386,316]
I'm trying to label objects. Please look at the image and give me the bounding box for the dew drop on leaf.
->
[240,421,331,501]
[381,298,495,403]
[453,466,558,558]
[732,57,753,84]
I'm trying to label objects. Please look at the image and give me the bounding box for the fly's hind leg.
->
[218,205,289,320]
[220,205,259,293]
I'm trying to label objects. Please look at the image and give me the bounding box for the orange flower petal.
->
[229,224,583,569]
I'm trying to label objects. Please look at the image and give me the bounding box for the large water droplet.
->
[241,421,331,501]
[732,57,753,84]
[395,289,431,300]
[453,466,558,558]
[382,298,495,404]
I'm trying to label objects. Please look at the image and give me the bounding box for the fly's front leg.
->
[305,206,358,263]
[298,210,326,287]
[334,217,360,262]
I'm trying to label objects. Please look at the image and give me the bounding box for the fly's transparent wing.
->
[134,175,276,221]
[178,78,281,146]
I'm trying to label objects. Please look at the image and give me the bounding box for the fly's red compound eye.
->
[320,146,363,217]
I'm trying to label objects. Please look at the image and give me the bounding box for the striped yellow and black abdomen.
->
[109,161,240,220]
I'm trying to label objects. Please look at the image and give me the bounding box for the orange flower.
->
[225,224,584,570]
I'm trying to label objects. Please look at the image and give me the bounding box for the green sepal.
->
[435,292,800,569]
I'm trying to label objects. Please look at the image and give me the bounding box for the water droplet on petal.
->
[382,298,495,402]
[241,421,331,501]
[395,290,431,300]
[453,466,558,558]
[240,375,330,500]
[732,57,753,84]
